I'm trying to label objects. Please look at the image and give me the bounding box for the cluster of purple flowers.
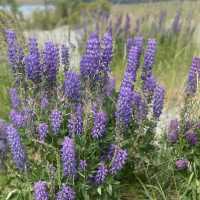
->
[127,36,143,60]
[10,110,25,128]
[50,110,62,134]
[40,95,49,110]
[125,46,140,82]
[132,91,147,123]
[167,119,179,143]
[92,111,107,139]
[93,163,108,185]
[152,85,165,118]
[56,185,75,200]
[117,37,164,127]
[68,104,83,136]
[143,39,157,80]
[116,86,133,126]
[172,10,181,34]
[143,74,157,96]
[43,41,59,85]
[9,88,21,110]
[185,130,198,146]
[5,30,24,72]
[25,37,42,83]
[61,44,69,69]
[6,125,26,170]
[34,181,49,200]
[186,57,200,95]
[38,123,48,142]
[108,145,128,175]
[64,71,81,102]
[124,14,131,37]
[61,137,77,177]
[101,30,113,72]
[176,159,189,170]
[4,29,169,199]
[105,76,115,96]
[80,32,101,80]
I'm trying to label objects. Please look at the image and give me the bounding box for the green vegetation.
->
[1,1,200,199]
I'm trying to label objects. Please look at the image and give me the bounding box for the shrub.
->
[1,20,167,199]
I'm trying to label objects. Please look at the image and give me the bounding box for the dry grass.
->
[111,1,200,28]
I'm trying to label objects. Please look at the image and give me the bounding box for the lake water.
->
[0,4,54,16]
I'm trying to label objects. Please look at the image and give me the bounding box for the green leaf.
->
[6,189,19,200]
[97,187,102,196]
[107,184,112,195]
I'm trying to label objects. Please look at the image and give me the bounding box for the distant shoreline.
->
[16,0,44,5]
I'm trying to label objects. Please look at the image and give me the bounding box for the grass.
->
[111,1,200,23]
[0,62,11,119]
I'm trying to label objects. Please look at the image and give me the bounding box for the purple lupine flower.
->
[6,124,26,170]
[132,91,147,123]
[108,145,128,175]
[125,46,140,82]
[101,30,113,72]
[68,104,83,136]
[185,130,198,145]
[172,10,181,34]
[50,110,62,134]
[176,159,189,170]
[105,76,115,96]
[61,44,69,68]
[79,160,87,171]
[168,119,179,143]
[85,32,100,60]
[92,111,107,139]
[158,10,167,31]
[127,38,134,55]
[22,107,34,127]
[133,36,143,58]
[116,86,133,126]
[9,88,21,109]
[43,41,59,85]
[17,46,24,64]
[5,30,18,71]
[0,119,7,170]
[61,137,76,177]
[153,85,165,118]
[127,36,143,68]
[38,123,48,142]
[114,15,123,35]
[120,71,133,90]
[40,95,49,110]
[34,181,49,200]
[56,185,75,200]
[143,39,157,80]
[93,163,108,185]
[80,32,101,80]
[25,38,42,83]
[5,30,24,75]
[64,71,81,101]
[143,74,157,95]
[186,57,199,95]
[124,14,130,37]
[134,18,141,34]
[10,110,25,128]
[195,57,200,78]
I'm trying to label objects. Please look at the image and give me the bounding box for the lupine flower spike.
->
[34,181,49,200]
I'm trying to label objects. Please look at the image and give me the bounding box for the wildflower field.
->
[1,0,200,199]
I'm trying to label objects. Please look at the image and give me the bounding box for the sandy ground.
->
[24,26,82,70]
